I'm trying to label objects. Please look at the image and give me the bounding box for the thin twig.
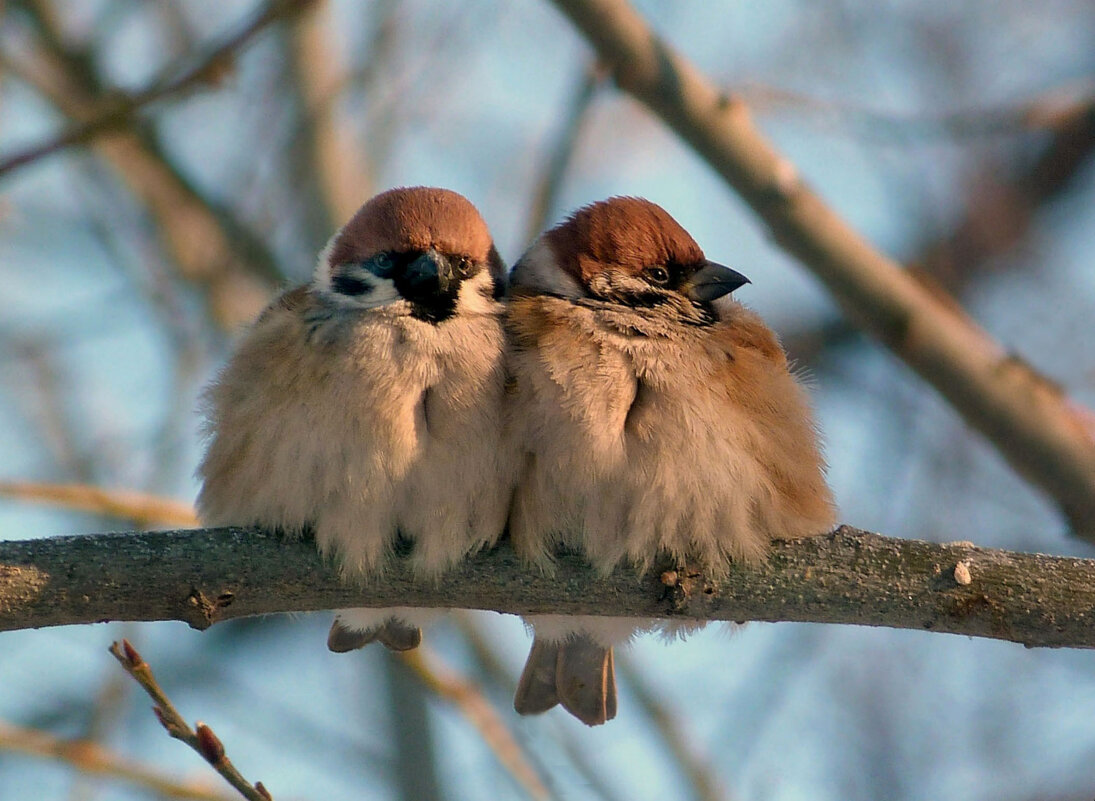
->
[399,647,551,801]
[733,79,1095,140]
[7,340,98,482]
[0,719,238,801]
[108,640,273,801]
[3,1,291,329]
[545,0,1095,537]
[0,0,317,178]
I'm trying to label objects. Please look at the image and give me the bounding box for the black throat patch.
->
[407,292,459,324]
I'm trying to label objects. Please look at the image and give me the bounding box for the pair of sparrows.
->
[197,187,836,726]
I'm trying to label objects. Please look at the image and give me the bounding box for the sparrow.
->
[196,186,515,652]
[505,196,836,725]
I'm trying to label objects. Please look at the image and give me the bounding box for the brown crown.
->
[327,187,494,265]
[544,197,706,284]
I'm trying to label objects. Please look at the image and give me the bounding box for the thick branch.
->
[546,0,1095,537]
[2,526,1094,649]
[783,95,1095,364]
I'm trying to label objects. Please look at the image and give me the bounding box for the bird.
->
[505,196,836,725]
[196,186,515,653]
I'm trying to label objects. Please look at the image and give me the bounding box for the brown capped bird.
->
[505,197,836,725]
[197,187,515,652]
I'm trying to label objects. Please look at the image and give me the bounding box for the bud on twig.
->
[196,723,226,764]
[122,639,143,667]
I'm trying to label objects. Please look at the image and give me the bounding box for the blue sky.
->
[2,1,1095,799]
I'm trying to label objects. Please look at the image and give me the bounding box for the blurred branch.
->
[2,1,302,328]
[453,617,626,796]
[4,527,1095,649]
[523,61,604,244]
[0,719,238,801]
[108,640,273,801]
[0,481,198,528]
[73,165,209,490]
[915,96,1095,290]
[286,0,370,234]
[0,0,315,179]
[783,92,1095,363]
[70,628,134,801]
[399,647,550,801]
[737,79,1095,140]
[545,0,1095,537]
[455,615,621,801]
[382,651,442,801]
[155,2,200,58]
[616,656,729,801]
[281,0,400,199]
[8,340,98,481]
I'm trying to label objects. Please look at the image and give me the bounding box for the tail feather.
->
[514,638,561,715]
[327,618,422,653]
[514,635,617,726]
[557,637,616,726]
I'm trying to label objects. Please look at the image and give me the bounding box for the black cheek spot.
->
[332,275,369,296]
[629,290,667,308]
[684,302,719,327]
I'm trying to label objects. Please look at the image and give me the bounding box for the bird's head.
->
[315,187,504,323]
[510,196,748,325]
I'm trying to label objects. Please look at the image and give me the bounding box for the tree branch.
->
[782,93,1095,365]
[0,481,198,529]
[2,526,1094,649]
[522,60,604,245]
[109,640,273,801]
[544,0,1095,538]
[0,719,239,801]
[2,0,296,329]
[0,0,316,179]
[398,647,550,801]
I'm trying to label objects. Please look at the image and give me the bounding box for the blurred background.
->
[2,1,1095,799]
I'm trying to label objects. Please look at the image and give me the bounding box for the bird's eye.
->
[454,256,475,278]
[647,266,671,286]
[366,252,395,278]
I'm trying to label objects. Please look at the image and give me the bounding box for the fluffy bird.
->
[197,186,514,652]
[506,196,836,725]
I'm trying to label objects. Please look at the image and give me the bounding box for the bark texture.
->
[2,526,1094,648]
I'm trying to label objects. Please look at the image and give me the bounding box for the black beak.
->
[682,261,750,303]
[401,249,454,298]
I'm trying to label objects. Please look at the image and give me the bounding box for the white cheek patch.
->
[313,255,406,310]
[509,241,584,298]
[455,270,499,315]
[312,240,338,293]
[347,275,403,309]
